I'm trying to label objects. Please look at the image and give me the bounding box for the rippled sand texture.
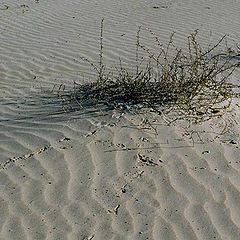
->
[1,0,240,239]
[1,109,240,240]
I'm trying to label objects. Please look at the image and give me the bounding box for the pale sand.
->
[0,0,240,239]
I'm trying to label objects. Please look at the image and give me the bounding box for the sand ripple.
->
[1,0,240,239]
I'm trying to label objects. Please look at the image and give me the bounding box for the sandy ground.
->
[0,0,240,239]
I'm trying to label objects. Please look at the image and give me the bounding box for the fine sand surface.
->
[0,0,240,239]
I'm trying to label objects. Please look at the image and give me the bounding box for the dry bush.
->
[63,20,239,122]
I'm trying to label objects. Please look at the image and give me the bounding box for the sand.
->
[0,0,240,239]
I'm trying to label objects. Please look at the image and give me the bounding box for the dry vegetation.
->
[59,19,240,122]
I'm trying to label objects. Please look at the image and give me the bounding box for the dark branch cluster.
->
[60,20,239,122]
